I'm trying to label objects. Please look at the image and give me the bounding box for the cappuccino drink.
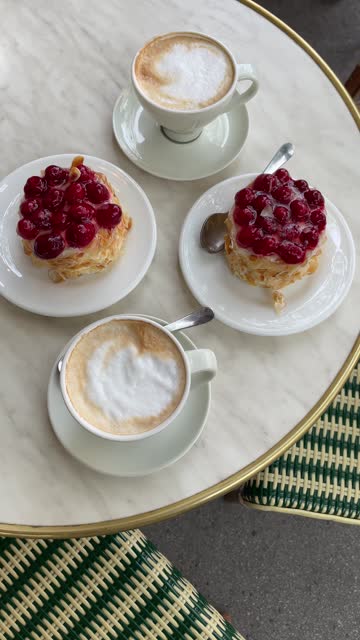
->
[65,319,186,436]
[134,32,235,111]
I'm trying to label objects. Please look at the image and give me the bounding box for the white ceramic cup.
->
[59,315,217,442]
[131,31,259,143]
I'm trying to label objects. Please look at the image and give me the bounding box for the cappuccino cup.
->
[60,315,217,442]
[132,31,258,143]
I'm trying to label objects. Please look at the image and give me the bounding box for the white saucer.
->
[0,154,157,317]
[112,89,249,181]
[179,174,356,336]
[48,316,211,477]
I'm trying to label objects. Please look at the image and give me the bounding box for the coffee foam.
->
[65,320,186,435]
[135,34,234,110]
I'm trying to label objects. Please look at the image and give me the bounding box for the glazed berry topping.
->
[34,233,65,259]
[20,198,42,218]
[50,210,70,230]
[300,227,320,249]
[257,216,278,234]
[310,208,326,230]
[44,165,68,186]
[304,189,325,209]
[24,176,47,198]
[233,206,256,226]
[66,222,96,248]
[78,164,95,183]
[290,199,309,221]
[236,226,262,248]
[18,162,128,260]
[294,179,309,192]
[86,180,109,204]
[272,185,293,204]
[65,182,86,203]
[43,188,64,211]
[253,194,272,213]
[234,188,255,207]
[278,241,305,264]
[69,202,95,223]
[17,218,38,240]
[274,168,291,184]
[96,203,122,229]
[252,236,279,255]
[232,169,326,265]
[253,174,278,194]
[273,205,289,224]
[32,209,53,231]
[281,223,301,241]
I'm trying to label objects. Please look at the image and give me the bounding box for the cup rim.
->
[59,314,191,442]
[131,30,238,115]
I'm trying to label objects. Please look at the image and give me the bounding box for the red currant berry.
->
[274,168,291,184]
[253,194,272,213]
[310,208,326,231]
[234,188,255,207]
[86,181,109,204]
[252,236,279,255]
[65,182,86,203]
[236,226,262,248]
[96,203,122,229]
[300,226,320,249]
[273,185,293,204]
[44,165,68,186]
[273,205,289,224]
[24,176,47,198]
[66,222,96,248]
[20,198,42,219]
[294,179,309,192]
[17,218,38,240]
[233,206,256,226]
[290,199,309,221]
[278,241,305,264]
[34,233,65,259]
[304,189,325,209]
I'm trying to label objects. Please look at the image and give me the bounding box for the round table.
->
[1,0,359,537]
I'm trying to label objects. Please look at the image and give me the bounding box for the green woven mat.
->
[0,529,244,640]
[242,359,360,522]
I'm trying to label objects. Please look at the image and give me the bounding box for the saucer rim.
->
[179,173,356,336]
[48,315,211,477]
[112,89,249,181]
[0,154,157,317]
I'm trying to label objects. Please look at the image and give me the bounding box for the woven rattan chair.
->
[0,529,245,639]
[240,357,360,523]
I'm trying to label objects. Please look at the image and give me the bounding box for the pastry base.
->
[225,218,325,312]
[22,166,132,283]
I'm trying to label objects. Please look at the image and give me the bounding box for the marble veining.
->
[0,0,358,527]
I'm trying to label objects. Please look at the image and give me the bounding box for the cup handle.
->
[227,63,259,108]
[185,349,217,389]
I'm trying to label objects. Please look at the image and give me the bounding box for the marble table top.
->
[0,0,359,534]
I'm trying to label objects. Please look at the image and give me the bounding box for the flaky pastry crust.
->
[21,157,132,283]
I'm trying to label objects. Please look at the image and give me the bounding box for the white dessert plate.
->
[112,88,249,181]
[0,154,156,317]
[48,316,211,477]
[179,174,356,336]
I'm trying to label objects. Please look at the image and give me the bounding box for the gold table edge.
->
[1,0,359,538]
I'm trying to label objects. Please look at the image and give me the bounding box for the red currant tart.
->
[224,169,327,312]
[17,156,132,282]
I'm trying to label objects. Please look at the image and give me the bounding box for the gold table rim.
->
[1,0,359,538]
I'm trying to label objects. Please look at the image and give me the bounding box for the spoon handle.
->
[262,142,295,175]
[165,307,214,333]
